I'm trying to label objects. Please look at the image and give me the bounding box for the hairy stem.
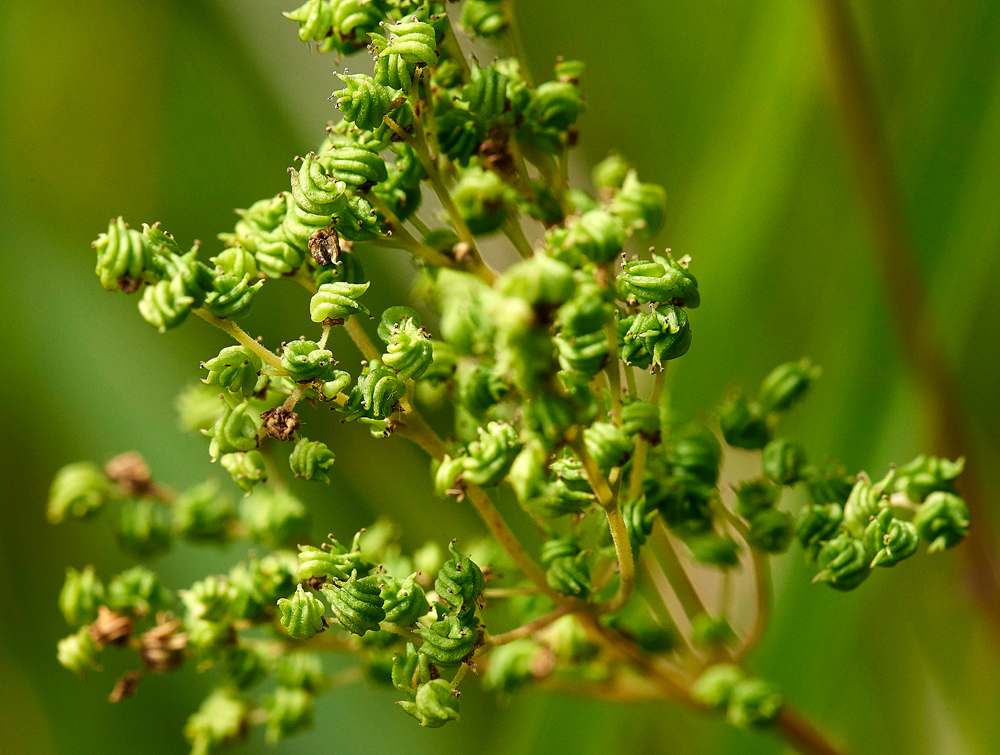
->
[193,309,283,370]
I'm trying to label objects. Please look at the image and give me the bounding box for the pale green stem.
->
[651,521,707,621]
[501,0,532,86]
[603,322,623,424]
[441,15,472,81]
[367,192,456,268]
[717,502,771,661]
[193,308,283,371]
[502,215,534,258]
[485,604,574,647]
[624,365,638,398]
[407,213,432,238]
[451,663,469,689]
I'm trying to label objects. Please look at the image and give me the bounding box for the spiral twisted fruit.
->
[352,359,406,419]
[290,152,347,216]
[795,502,843,553]
[334,194,380,242]
[435,106,485,168]
[370,32,415,90]
[584,422,631,473]
[814,532,870,591]
[761,438,808,486]
[463,62,509,127]
[328,0,385,51]
[315,248,366,287]
[211,246,258,279]
[373,143,424,221]
[619,253,700,307]
[894,454,964,502]
[94,217,155,292]
[287,438,334,483]
[309,281,371,323]
[434,541,485,618]
[415,614,478,668]
[622,496,657,552]
[384,317,433,380]
[60,566,105,628]
[555,330,607,377]
[281,340,336,382]
[399,678,460,728]
[277,585,326,640]
[461,0,505,37]
[204,401,260,461]
[138,274,195,332]
[609,170,668,240]
[265,687,314,743]
[48,462,108,523]
[322,571,386,635]
[541,538,591,597]
[865,509,919,567]
[201,346,263,397]
[460,421,520,486]
[379,17,438,66]
[747,509,795,554]
[204,274,263,321]
[173,481,237,542]
[297,536,372,581]
[380,573,430,627]
[283,0,332,43]
[333,73,392,132]
[913,491,969,552]
[620,306,692,368]
[220,450,267,493]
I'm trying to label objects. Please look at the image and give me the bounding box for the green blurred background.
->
[2,0,999,753]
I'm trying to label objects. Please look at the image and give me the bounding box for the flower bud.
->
[564,210,625,263]
[59,566,105,628]
[913,491,969,552]
[203,273,263,321]
[266,687,314,743]
[813,532,871,590]
[220,450,268,493]
[719,394,769,450]
[620,306,692,368]
[93,217,155,292]
[619,253,698,307]
[795,503,843,557]
[201,346,263,397]
[48,462,108,523]
[381,573,431,627]
[460,421,521,486]
[384,316,434,380]
[541,537,591,597]
[435,541,486,619]
[762,438,807,485]
[277,585,326,640]
[57,627,101,676]
[117,499,173,559]
[610,171,668,240]
[399,678,461,728]
[204,401,260,461]
[757,358,820,415]
[380,17,439,66]
[747,509,794,554]
[415,614,479,668]
[865,509,919,567]
[289,438,336,483]
[342,359,405,420]
[333,73,391,132]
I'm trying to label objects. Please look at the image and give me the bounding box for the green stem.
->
[193,309,283,370]
[407,214,432,238]
[486,605,573,647]
[501,0,532,85]
[624,365,638,398]
[717,502,771,661]
[603,322,623,423]
[367,193,456,268]
[502,215,534,258]
[651,521,707,620]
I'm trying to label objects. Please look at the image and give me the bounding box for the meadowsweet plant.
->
[50,2,970,753]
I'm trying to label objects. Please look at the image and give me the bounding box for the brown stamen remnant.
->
[309,225,342,267]
[479,128,516,179]
[89,606,134,647]
[140,616,189,673]
[261,406,300,441]
[117,275,142,294]
[105,452,152,497]
[109,671,143,703]
[452,242,472,263]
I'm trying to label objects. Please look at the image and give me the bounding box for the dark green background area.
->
[2,1,999,753]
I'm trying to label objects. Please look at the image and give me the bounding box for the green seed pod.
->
[326,0,384,52]
[463,61,508,127]
[204,401,260,461]
[435,541,486,618]
[865,509,919,567]
[622,496,657,553]
[211,245,258,279]
[399,678,461,728]
[419,340,457,387]
[309,281,371,323]
[48,462,108,523]
[380,17,438,66]
[220,450,268,493]
[584,422,631,473]
[384,317,434,380]
[619,252,699,307]
[460,0,506,38]
[796,502,844,558]
[647,473,714,538]
[173,480,236,541]
[281,340,336,382]
[277,585,326,640]
[727,679,783,728]
[521,391,578,448]
[370,32,415,90]
[667,427,721,485]
[482,639,541,695]
[203,273,263,321]
[609,171,668,240]
[913,491,970,552]
[621,399,660,441]
[225,194,287,251]
[691,614,737,649]
[333,73,391,131]
[894,455,965,502]
[265,687,314,743]
[734,479,779,519]
[719,394,770,450]
[843,474,886,532]
[158,249,218,308]
[373,142,424,221]
[177,383,226,433]
[322,571,386,636]
[528,80,585,132]
[117,499,172,559]
[223,646,269,690]
[344,359,406,419]
[747,509,795,554]
[541,537,591,597]
[290,152,348,216]
[814,532,871,590]
[321,139,388,188]
[59,566,105,628]
[461,421,520,486]
[184,690,247,755]
[453,166,513,232]
[562,210,624,263]
[556,279,612,337]
[276,653,325,691]
[93,217,155,291]
[381,573,431,627]
[757,358,821,415]
[499,253,576,308]
[334,194,380,242]
[298,534,372,581]
[416,613,479,668]
[201,346,263,397]
[107,565,170,617]
[289,438,336,483]
[57,627,101,676]
[436,104,485,168]
[181,575,232,622]
[686,534,741,569]
[620,306,692,368]
[762,438,808,486]
[283,0,332,43]
[315,248,366,287]
[240,488,308,547]
[321,370,353,401]
[138,274,195,332]
[692,664,745,709]
[556,329,608,377]
[592,153,631,191]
